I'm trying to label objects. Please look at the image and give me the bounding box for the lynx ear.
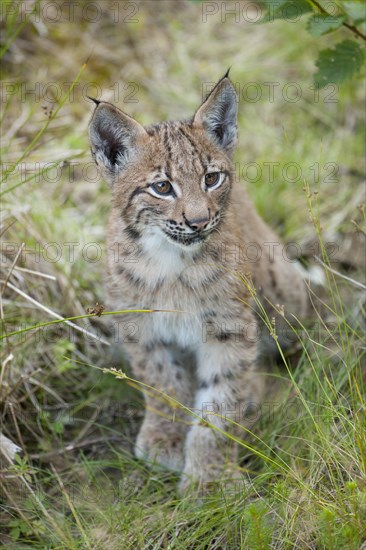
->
[193,76,238,155]
[88,101,147,174]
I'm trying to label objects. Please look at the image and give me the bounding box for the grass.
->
[1,0,365,548]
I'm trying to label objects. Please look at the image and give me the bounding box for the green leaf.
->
[259,0,313,24]
[10,527,20,541]
[50,420,65,435]
[314,39,365,89]
[343,1,366,23]
[307,14,345,37]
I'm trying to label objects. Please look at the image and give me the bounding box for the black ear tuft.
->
[88,102,147,176]
[87,96,101,106]
[223,67,231,79]
[193,75,238,155]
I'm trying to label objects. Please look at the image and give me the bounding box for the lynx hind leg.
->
[258,257,313,355]
[126,342,194,472]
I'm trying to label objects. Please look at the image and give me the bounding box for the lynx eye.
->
[205,172,221,188]
[151,181,172,195]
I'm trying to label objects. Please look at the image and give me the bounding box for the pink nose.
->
[184,215,210,231]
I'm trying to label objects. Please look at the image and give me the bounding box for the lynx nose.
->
[184,213,210,232]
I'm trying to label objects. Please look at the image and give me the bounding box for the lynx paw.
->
[178,462,246,498]
[134,429,185,472]
[178,465,248,502]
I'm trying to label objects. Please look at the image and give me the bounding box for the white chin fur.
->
[164,234,203,250]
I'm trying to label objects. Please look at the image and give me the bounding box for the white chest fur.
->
[127,229,205,347]
[140,228,198,282]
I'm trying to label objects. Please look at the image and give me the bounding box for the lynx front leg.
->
[180,329,263,494]
[125,341,193,472]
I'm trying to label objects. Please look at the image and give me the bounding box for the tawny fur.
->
[88,75,310,493]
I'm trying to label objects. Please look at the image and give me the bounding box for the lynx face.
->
[89,76,238,249]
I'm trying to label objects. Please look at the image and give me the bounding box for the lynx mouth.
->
[163,230,209,247]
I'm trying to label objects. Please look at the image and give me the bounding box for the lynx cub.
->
[88,74,309,493]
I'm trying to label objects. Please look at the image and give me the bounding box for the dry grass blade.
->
[0,279,111,346]
[315,256,366,290]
